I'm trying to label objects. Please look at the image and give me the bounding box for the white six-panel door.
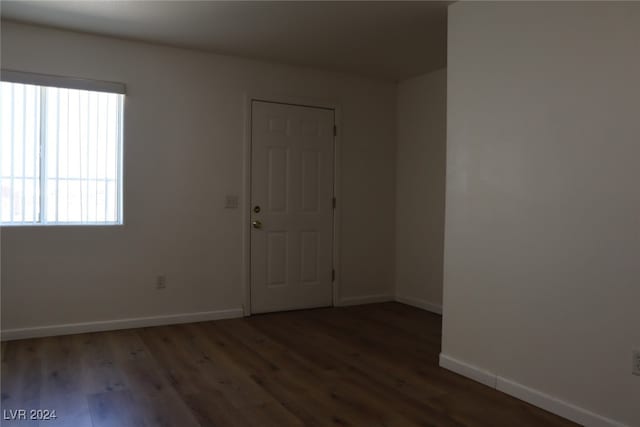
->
[250,100,335,313]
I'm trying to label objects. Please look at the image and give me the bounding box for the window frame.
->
[0,70,126,227]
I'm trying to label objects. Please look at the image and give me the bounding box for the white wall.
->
[444,3,640,426]
[0,21,397,333]
[395,69,446,313]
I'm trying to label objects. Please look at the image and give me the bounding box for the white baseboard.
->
[1,308,244,341]
[439,353,628,427]
[336,294,394,307]
[439,353,497,388]
[395,295,443,315]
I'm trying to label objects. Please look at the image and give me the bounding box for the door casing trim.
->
[242,93,342,316]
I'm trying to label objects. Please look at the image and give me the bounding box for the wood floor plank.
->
[180,322,305,427]
[0,303,578,427]
[346,304,442,347]
[247,312,463,426]
[38,335,94,427]
[88,390,146,427]
[1,339,43,427]
[113,337,202,427]
[198,320,366,426]
[288,307,491,398]
[72,332,129,395]
[217,318,427,427]
[138,325,257,427]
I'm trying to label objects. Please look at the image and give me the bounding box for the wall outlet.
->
[633,349,640,376]
[156,275,167,290]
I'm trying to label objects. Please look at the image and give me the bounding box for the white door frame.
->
[242,93,342,316]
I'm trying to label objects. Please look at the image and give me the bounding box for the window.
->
[0,71,124,225]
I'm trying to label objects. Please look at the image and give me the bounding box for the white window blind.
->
[0,75,124,225]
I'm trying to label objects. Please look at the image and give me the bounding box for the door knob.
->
[252,220,262,229]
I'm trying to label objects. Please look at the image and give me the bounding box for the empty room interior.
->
[0,1,638,426]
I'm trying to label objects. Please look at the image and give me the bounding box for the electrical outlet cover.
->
[156,275,166,290]
[633,349,640,376]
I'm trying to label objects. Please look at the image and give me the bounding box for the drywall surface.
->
[0,21,396,331]
[443,3,640,426]
[395,69,446,312]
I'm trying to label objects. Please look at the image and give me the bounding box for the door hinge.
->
[332,269,335,282]
[333,125,337,137]
[332,197,336,209]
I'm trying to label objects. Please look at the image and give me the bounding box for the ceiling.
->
[0,1,448,81]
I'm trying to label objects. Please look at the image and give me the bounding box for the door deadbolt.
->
[253,205,261,213]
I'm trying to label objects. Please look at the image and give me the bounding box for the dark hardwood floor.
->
[1,303,576,426]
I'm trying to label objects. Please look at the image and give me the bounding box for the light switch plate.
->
[225,195,239,209]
